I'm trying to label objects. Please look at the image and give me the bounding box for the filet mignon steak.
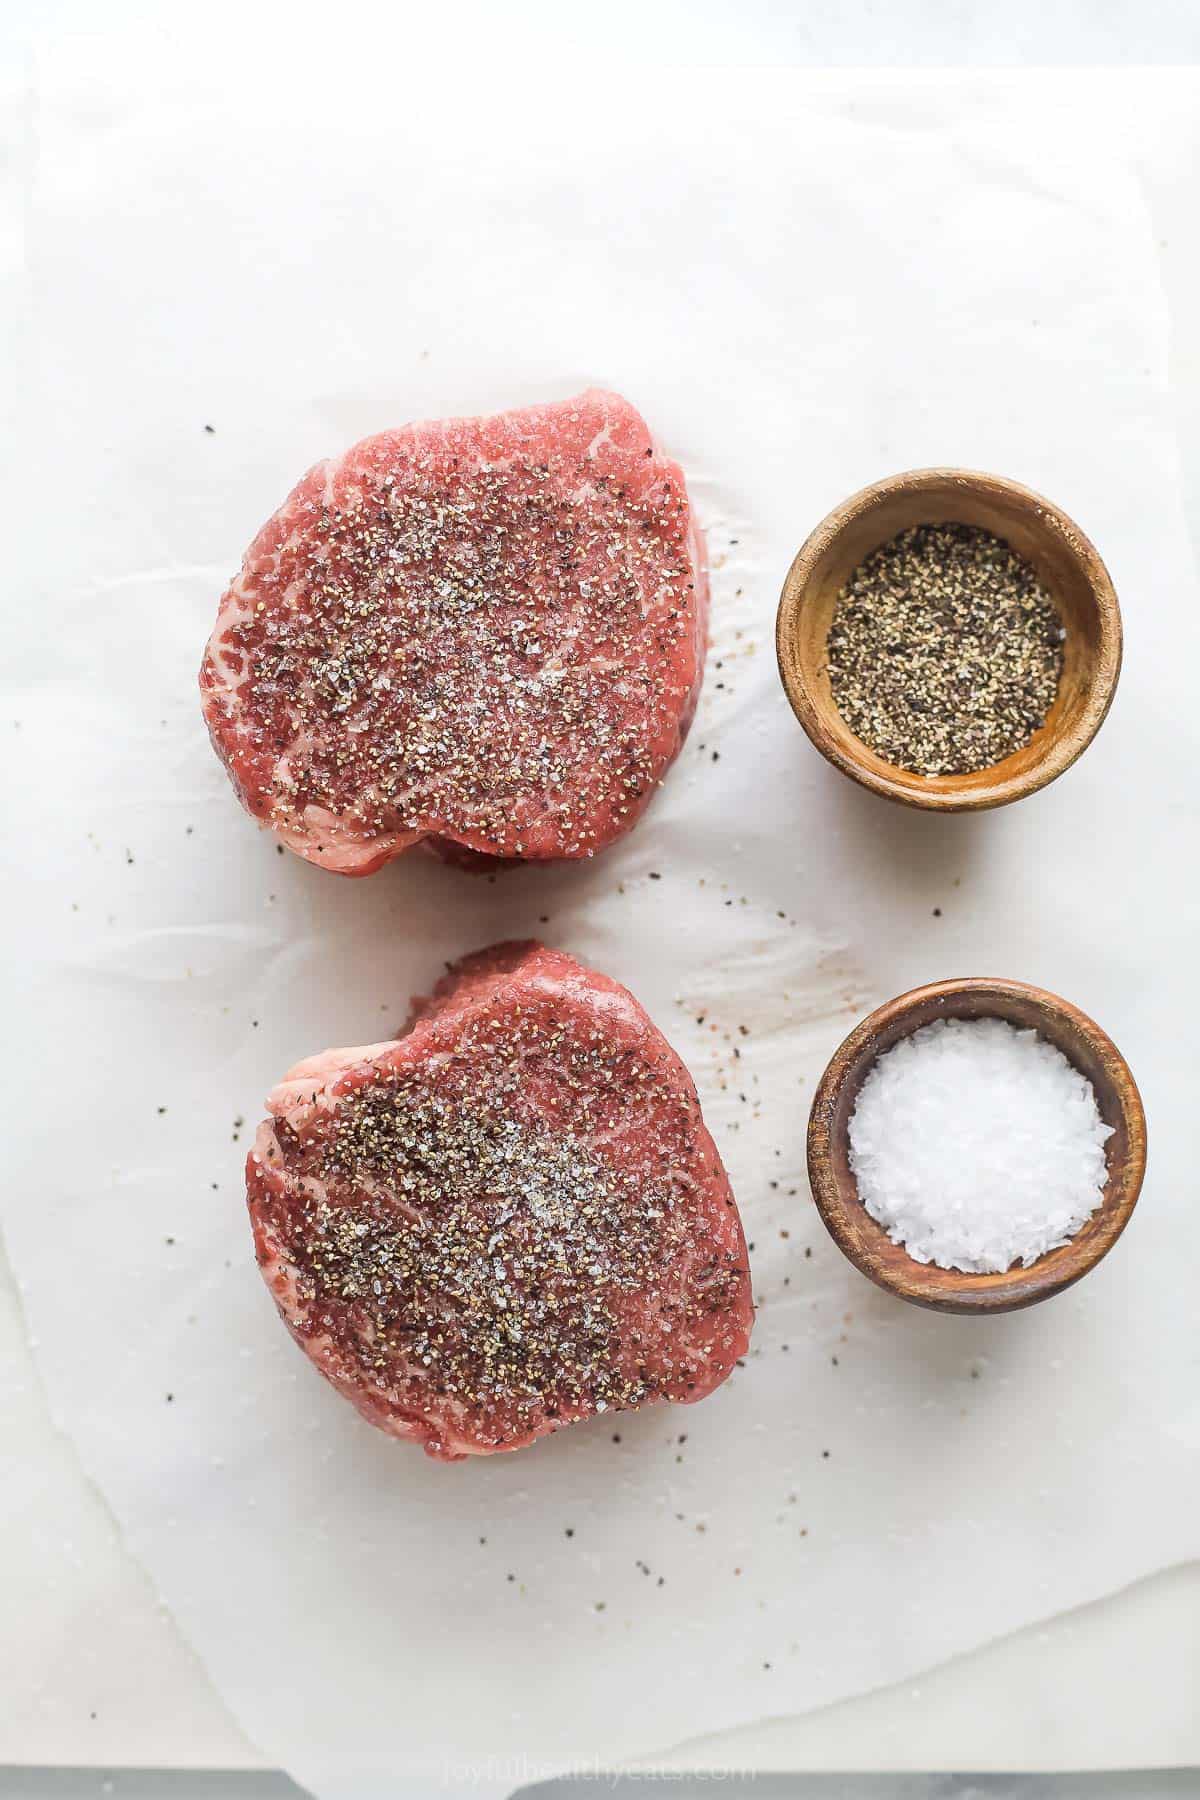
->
[201,391,707,874]
[247,943,752,1460]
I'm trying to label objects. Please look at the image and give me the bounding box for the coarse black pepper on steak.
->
[247,943,753,1460]
[201,391,708,874]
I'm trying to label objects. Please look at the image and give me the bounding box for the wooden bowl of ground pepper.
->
[775,468,1122,810]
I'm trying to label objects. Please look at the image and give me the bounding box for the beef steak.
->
[247,943,752,1460]
[201,391,707,874]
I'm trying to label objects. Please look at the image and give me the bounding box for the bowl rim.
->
[775,466,1124,812]
[806,977,1148,1314]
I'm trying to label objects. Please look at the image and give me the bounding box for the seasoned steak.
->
[247,943,752,1459]
[201,391,707,874]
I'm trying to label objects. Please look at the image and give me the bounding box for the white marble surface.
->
[3,10,1199,1786]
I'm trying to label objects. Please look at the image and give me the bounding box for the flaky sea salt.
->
[848,1016,1113,1274]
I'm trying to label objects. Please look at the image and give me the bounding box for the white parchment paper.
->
[6,53,1200,1800]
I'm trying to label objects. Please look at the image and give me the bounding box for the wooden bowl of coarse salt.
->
[807,979,1147,1314]
[775,468,1123,811]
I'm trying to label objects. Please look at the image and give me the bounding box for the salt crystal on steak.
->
[247,943,753,1460]
[201,391,708,874]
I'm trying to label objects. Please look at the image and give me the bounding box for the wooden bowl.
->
[775,468,1122,810]
[807,978,1147,1314]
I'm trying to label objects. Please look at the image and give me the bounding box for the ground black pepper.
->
[826,523,1064,776]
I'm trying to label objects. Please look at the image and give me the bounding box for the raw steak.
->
[247,943,752,1460]
[201,391,708,874]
